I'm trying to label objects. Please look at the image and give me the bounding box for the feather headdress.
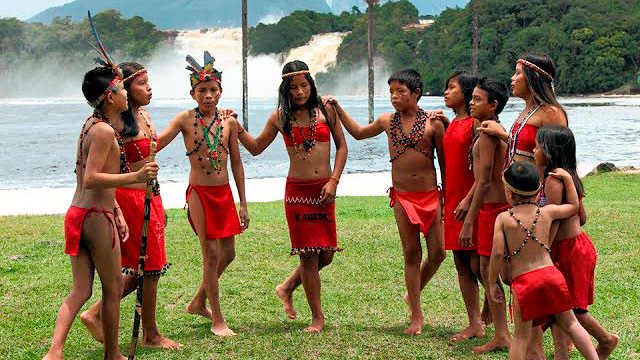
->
[186,51,222,89]
[87,10,123,108]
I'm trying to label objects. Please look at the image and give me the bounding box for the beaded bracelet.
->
[329,176,340,185]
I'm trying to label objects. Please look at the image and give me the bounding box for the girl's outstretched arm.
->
[236,110,279,156]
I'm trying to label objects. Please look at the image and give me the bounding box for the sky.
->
[1,0,74,19]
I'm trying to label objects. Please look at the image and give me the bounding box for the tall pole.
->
[367,1,377,123]
[242,0,249,130]
[472,0,478,72]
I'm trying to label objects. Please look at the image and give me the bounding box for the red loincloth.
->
[284,177,340,255]
[116,188,170,276]
[477,202,511,256]
[552,231,596,310]
[388,187,440,239]
[511,266,573,327]
[186,183,242,240]
[443,117,479,250]
[64,205,117,256]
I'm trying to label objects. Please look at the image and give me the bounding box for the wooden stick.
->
[127,139,157,360]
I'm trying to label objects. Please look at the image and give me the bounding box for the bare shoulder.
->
[539,105,566,125]
[429,116,445,134]
[221,110,237,130]
[86,120,115,138]
[378,112,394,129]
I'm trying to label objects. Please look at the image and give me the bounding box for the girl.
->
[236,60,348,332]
[534,126,619,359]
[80,63,181,349]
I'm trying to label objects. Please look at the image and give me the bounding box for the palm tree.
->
[242,0,249,130]
[472,0,479,72]
[365,0,379,123]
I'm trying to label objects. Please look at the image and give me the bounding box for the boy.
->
[325,69,446,335]
[460,77,511,353]
[488,161,598,360]
[158,51,249,337]
[43,65,159,360]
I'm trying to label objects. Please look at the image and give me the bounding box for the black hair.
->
[504,161,540,196]
[82,67,118,109]
[519,52,567,120]
[445,70,478,116]
[388,68,424,101]
[278,60,331,136]
[476,77,509,116]
[119,62,145,138]
[536,125,584,197]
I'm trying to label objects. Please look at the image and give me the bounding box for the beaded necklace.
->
[185,107,226,175]
[289,108,318,161]
[389,108,432,162]
[468,116,499,169]
[75,111,130,174]
[127,109,154,164]
[506,105,540,165]
[504,202,551,260]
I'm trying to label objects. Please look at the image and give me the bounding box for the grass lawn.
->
[0,173,638,359]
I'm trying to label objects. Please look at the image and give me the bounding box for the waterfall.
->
[146,29,347,100]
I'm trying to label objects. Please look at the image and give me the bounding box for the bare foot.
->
[403,293,412,319]
[404,317,424,335]
[80,311,104,343]
[449,325,485,341]
[211,323,237,337]
[275,284,297,320]
[472,337,510,354]
[597,334,620,359]
[186,302,212,321]
[142,335,184,350]
[481,296,493,325]
[525,349,547,360]
[303,317,325,333]
[42,352,63,360]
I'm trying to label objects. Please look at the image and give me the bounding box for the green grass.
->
[0,173,638,359]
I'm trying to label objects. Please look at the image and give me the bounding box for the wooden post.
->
[242,0,249,130]
[366,1,378,123]
[472,0,479,72]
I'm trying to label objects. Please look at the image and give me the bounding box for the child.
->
[534,126,619,359]
[460,77,511,352]
[326,69,446,335]
[158,51,249,337]
[234,60,347,333]
[42,58,158,359]
[487,161,598,360]
[79,62,181,349]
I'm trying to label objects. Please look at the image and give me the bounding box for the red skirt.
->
[116,188,170,276]
[284,178,340,255]
[511,266,573,326]
[186,183,242,240]
[64,205,117,256]
[477,202,510,256]
[388,187,440,239]
[551,231,596,310]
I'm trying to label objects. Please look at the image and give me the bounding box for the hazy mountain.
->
[330,0,469,15]
[28,0,332,28]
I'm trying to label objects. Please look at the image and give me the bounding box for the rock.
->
[586,162,618,176]
[7,255,26,260]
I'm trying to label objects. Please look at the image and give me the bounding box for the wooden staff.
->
[127,139,157,360]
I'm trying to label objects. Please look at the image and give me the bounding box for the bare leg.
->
[551,323,571,360]
[449,250,485,341]
[509,296,533,360]
[42,246,95,360]
[574,312,619,359]
[554,311,598,360]
[474,255,510,353]
[81,274,137,343]
[299,253,325,333]
[525,326,546,360]
[394,203,424,335]
[139,275,182,349]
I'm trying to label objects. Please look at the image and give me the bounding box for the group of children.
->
[41,17,618,360]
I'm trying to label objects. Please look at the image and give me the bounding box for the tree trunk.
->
[367,1,375,123]
[242,0,249,130]
[472,0,479,72]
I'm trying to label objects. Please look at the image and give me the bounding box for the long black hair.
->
[445,70,478,116]
[119,62,145,138]
[536,125,584,197]
[278,60,331,135]
[519,52,567,120]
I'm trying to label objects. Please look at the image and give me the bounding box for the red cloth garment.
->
[511,265,573,327]
[284,177,340,255]
[64,205,117,256]
[186,183,242,239]
[551,231,596,310]
[477,202,511,256]
[443,117,479,250]
[122,136,157,164]
[116,188,170,276]
[388,187,440,239]
[282,122,331,147]
[508,122,538,161]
